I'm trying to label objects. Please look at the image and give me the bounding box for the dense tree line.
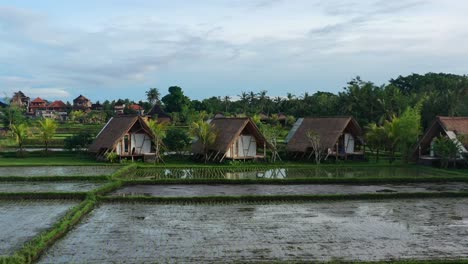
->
[148,73,467,131]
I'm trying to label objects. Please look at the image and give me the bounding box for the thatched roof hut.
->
[147,104,172,123]
[414,116,468,164]
[192,117,273,162]
[88,116,154,160]
[286,117,363,159]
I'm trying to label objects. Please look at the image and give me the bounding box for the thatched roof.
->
[416,116,468,155]
[88,116,152,153]
[192,117,272,154]
[286,117,362,153]
[147,104,171,119]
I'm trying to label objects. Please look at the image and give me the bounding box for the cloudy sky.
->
[1,0,467,102]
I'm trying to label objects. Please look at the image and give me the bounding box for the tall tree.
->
[190,119,217,163]
[146,88,161,105]
[365,123,387,162]
[38,118,58,154]
[147,119,167,163]
[161,86,191,113]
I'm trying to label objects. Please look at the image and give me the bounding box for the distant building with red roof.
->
[29,97,47,113]
[129,104,145,116]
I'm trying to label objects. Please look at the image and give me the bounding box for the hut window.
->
[124,135,129,153]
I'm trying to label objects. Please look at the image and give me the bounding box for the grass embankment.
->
[118,176,468,185]
[0,196,96,264]
[0,153,103,166]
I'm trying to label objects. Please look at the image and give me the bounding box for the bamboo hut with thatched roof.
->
[191,117,274,162]
[147,104,172,123]
[88,116,154,161]
[286,117,364,160]
[414,116,468,166]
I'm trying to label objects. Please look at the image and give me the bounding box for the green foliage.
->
[147,119,168,163]
[189,119,217,163]
[1,105,26,127]
[433,136,463,168]
[105,151,119,163]
[161,86,191,113]
[146,88,160,104]
[163,127,191,155]
[396,105,422,162]
[9,123,30,156]
[38,118,58,153]
[64,131,94,151]
[365,123,387,162]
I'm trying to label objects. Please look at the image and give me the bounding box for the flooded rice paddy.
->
[0,166,119,177]
[0,182,105,193]
[39,198,468,263]
[130,166,447,180]
[0,200,77,255]
[111,182,468,197]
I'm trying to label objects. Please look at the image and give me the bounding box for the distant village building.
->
[129,104,145,116]
[88,116,154,161]
[10,91,30,109]
[191,117,273,162]
[34,100,68,120]
[147,104,172,123]
[277,112,287,125]
[29,97,47,113]
[259,112,269,122]
[414,116,468,166]
[286,117,364,160]
[91,103,104,111]
[73,95,92,110]
[214,112,225,119]
[114,104,125,115]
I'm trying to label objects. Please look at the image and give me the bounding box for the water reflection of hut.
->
[285,117,364,160]
[414,116,468,166]
[88,116,154,161]
[192,117,274,162]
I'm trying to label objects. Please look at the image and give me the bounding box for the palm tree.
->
[147,119,167,163]
[10,123,30,157]
[238,91,249,114]
[146,88,161,105]
[223,95,231,113]
[189,119,217,163]
[39,118,58,154]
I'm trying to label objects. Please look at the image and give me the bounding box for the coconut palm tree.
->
[10,123,30,157]
[39,118,58,154]
[190,119,217,163]
[146,88,161,105]
[147,119,167,163]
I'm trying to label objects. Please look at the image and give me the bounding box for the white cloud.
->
[0,0,467,100]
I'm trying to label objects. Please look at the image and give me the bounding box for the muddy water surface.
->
[0,182,105,193]
[0,200,77,255]
[132,167,449,180]
[111,183,468,197]
[0,166,119,177]
[39,198,468,263]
